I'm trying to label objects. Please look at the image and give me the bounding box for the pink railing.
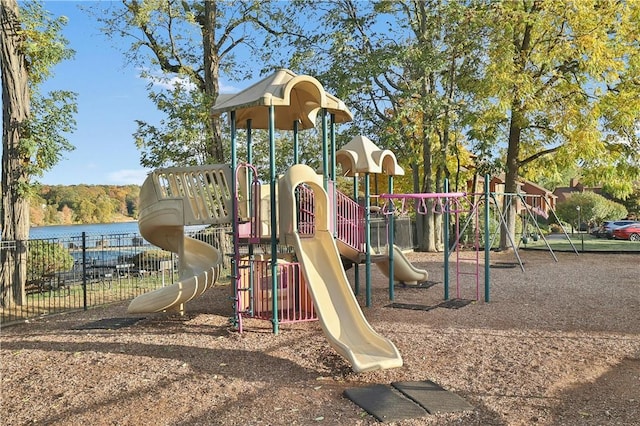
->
[335,189,365,252]
[239,258,316,323]
[295,182,364,251]
[296,184,316,237]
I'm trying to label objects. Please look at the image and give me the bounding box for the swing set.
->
[378,174,577,304]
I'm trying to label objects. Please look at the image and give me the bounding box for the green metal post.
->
[365,173,372,307]
[322,109,328,191]
[388,175,395,301]
[246,119,252,163]
[268,105,279,334]
[484,174,491,302]
[293,120,299,164]
[354,175,360,296]
[331,114,337,237]
[245,119,255,316]
[443,179,450,300]
[230,111,239,325]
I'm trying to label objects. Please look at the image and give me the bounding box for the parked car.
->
[596,220,640,239]
[612,223,640,241]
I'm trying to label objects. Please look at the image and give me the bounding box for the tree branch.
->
[520,145,562,167]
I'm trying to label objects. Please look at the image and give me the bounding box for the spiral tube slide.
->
[128,169,224,314]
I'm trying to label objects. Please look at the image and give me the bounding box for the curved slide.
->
[376,245,429,285]
[279,165,403,373]
[128,181,221,314]
[337,241,429,286]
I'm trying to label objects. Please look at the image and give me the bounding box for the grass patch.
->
[522,234,640,253]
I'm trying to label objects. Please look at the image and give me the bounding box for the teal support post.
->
[321,109,328,191]
[330,114,337,237]
[293,120,299,164]
[484,174,491,302]
[443,179,450,300]
[364,173,372,307]
[246,119,254,316]
[230,111,239,325]
[268,105,279,334]
[246,119,252,162]
[353,176,360,296]
[388,175,395,301]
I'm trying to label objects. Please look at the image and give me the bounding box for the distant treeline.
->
[30,184,141,226]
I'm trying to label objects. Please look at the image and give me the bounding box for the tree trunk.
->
[420,132,437,252]
[499,19,532,251]
[202,0,224,163]
[499,108,521,250]
[412,164,423,250]
[434,165,444,252]
[1,0,31,306]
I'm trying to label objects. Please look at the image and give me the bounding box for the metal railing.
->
[0,226,232,326]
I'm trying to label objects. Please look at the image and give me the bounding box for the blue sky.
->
[32,1,243,186]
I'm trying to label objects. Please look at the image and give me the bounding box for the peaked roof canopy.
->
[336,135,405,177]
[211,69,353,130]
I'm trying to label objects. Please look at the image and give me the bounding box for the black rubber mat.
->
[74,317,144,330]
[392,380,474,414]
[438,298,473,309]
[386,298,473,311]
[490,262,522,268]
[385,302,439,311]
[397,280,440,289]
[343,384,428,422]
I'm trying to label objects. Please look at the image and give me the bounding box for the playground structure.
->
[128,69,414,372]
[127,69,575,372]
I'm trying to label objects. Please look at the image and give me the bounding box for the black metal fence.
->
[369,216,415,253]
[0,226,232,326]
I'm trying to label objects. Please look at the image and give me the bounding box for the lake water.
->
[30,222,141,239]
[28,222,210,266]
[29,222,209,239]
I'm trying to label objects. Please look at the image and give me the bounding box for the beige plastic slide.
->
[128,168,224,314]
[279,164,403,373]
[376,245,429,285]
[337,240,428,285]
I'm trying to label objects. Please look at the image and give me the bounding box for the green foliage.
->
[27,240,74,277]
[19,0,78,186]
[24,90,77,179]
[556,191,628,228]
[20,1,74,85]
[135,86,210,168]
[231,128,324,181]
[94,0,297,167]
[31,184,140,225]
[476,0,640,196]
[130,249,172,271]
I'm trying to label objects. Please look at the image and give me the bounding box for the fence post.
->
[82,232,88,310]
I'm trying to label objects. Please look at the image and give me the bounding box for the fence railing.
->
[0,226,232,326]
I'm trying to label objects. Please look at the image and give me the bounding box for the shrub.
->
[130,249,173,271]
[28,240,74,278]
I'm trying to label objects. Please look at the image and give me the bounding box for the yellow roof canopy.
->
[336,135,405,177]
[211,69,353,130]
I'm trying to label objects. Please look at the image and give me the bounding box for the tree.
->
[474,1,640,249]
[556,191,627,231]
[94,0,298,168]
[1,0,76,306]
[279,0,484,251]
[27,240,74,278]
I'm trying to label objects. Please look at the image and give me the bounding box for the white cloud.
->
[220,81,241,94]
[107,169,152,185]
[138,67,241,94]
[148,74,196,91]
